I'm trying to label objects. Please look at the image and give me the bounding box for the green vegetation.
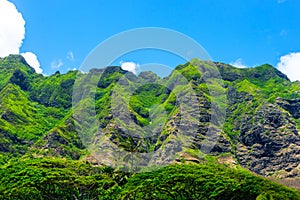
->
[129,83,171,126]
[0,158,125,200]
[0,158,299,200]
[0,55,300,199]
[121,163,300,200]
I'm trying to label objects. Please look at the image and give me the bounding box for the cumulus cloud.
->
[21,52,42,73]
[277,52,300,81]
[51,59,63,69]
[0,0,42,73]
[0,0,25,57]
[230,58,248,68]
[120,61,140,75]
[67,51,74,61]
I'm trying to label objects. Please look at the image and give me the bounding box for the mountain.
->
[0,54,299,199]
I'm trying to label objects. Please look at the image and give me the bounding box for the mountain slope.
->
[0,55,78,163]
[0,54,299,196]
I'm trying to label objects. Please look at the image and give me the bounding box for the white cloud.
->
[277,52,300,81]
[51,59,63,69]
[0,1,44,74]
[67,67,77,71]
[230,58,248,68]
[0,0,25,57]
[67,51,74,61]
[21,52,42,73]
[120,61,140,75]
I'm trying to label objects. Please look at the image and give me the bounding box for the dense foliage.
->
[0,158,124,199]
[1,158,299,200]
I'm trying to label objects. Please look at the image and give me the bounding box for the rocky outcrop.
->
[40,119,85,160]
[236,104,300,177]
[277,97,300,119]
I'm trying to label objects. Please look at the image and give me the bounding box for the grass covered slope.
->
[0,55,79,164]
[0,158,299,200]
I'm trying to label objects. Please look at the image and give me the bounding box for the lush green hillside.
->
[0,55,80,164]
[0,54,300,199]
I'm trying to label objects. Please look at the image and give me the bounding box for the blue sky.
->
[1,0,300,79]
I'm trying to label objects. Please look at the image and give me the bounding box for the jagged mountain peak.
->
[0,54,35,73]
[1,54,28,65]
[0,55,38,90]
[138,71,160,83]
[215,62,290,82]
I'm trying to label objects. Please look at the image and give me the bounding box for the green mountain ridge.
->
[0,54,299,199]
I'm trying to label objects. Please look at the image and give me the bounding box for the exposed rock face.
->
[222,66,300,179]
[138,71,159,83]
[236,104,300,177]
[40,119,85,160]
[277,97,300,119]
